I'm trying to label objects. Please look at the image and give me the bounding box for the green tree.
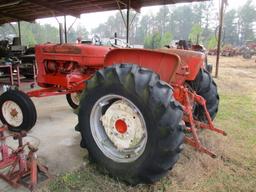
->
[43,24,59,43]
[160,32,172,47]
[0,23,16,38]
[76,25,89,40]
[207,35,217,49]
[91,3,219,46]
[143,34,152,48]
[136,15,152,44]
[92,10,139,44]
[67,28,77,43]
[171,5,194,40]
[144,32,171,48]
[238,0,256,43]
[189,24,203,44]
[223,9,238,45]
[92,23,108,37]
[144,33,162,49]
[155,6,170,35]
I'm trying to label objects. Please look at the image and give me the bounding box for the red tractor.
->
[0,43,225,184]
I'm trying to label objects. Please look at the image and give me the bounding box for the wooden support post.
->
[64,15,67,43]
[18,21,21,45]
[59,23,64,44]
[126,0,130,45]
[215,0,225,78]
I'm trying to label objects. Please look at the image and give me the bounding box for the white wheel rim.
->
[90,94,148,163]
[2,100,23,127]
[70,92,80,106]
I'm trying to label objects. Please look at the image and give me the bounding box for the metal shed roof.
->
[0,0,208,25]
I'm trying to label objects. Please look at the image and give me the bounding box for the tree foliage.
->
[0,1,255,48]
[0,21,89,46]
[189,24,203,44]
[92,1,256,48]
[207,36,217,49]
[237,0,256,42]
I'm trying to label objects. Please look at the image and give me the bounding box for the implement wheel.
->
[0,90,37,132]
[77,64,184,185]
[187,69,219,121]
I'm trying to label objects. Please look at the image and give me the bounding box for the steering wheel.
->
[110,38,131,48]
[92,35,101,46]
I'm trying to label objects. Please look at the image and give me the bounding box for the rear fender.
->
[158,48,205,82]
[104,49,180,83]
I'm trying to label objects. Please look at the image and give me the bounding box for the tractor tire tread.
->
[187,69,219,121]
[0,90,37,131]
[78,64,184,185]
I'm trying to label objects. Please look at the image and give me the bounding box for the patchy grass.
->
[190,93,256,192]
[38,56,256,192]
[39,164,169,192]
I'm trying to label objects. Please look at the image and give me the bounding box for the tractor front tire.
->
[0,90,37,132]
[187,69,219,121]
[66,92,80,109]
[77,64,184,185]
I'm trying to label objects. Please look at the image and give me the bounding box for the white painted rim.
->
[90,94,148,163]
[2,100,23,127]
[70,92,80,106]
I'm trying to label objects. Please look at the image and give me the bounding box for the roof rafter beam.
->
[117,0,141,12]
[0,11,33,22]
[25,0,80,18]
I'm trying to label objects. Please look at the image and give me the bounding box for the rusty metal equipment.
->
[221,46,239,57]
[242,40,256,59]
[0,64,21,87]
[208,48,217,56]
[0,125,49,191]
[172,84,226,157]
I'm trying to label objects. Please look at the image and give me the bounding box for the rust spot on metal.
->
[10,109,18,117]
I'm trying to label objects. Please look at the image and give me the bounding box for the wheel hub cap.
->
[10,109,18,117]
[101,100,145,150]
[90,95,148,163]
[2,100,23,127]
[115,119,127,134]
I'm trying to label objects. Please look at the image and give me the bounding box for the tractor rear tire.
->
[187,69,219,121]
[77,64,184,185]
[0,90,37,132]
